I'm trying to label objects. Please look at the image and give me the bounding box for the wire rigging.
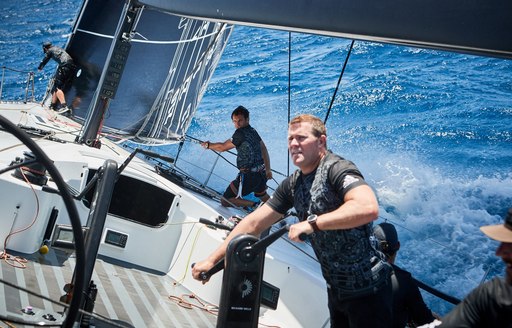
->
[287,32,292,176]
[323,39,355,124]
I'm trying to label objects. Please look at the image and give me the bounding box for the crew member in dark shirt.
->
[38,41,74,113]
[374,222,437,327]
[194,114,393,327]
[437,208,512,327]
[201,105,272,209]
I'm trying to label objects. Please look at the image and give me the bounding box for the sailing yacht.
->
[1,0,510,327]
[0,0,329,327]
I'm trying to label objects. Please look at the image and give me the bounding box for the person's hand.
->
[288,220,314,242]
[200,141,210,149]
[266,170,273,180]
[191,259,215,284]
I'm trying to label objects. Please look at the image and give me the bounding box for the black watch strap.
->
[307,214,320,232]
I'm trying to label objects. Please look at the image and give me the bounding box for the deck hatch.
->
[84,169,175,227]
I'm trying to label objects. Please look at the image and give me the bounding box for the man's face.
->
[287,122,326,174]
[496,242,512,285]
[232,114,248,129]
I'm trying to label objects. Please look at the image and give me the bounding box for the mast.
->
[78,0,142,147]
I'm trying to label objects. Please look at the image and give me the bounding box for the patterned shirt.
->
[231,124,263,170]
[267,151,392,299]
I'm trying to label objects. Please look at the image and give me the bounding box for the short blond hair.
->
[289,114,326,137]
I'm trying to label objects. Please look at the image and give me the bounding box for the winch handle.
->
[192,224,307,280]
[244,224,308,253]
[191,259,224,281]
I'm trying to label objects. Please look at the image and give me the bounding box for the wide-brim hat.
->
[480,208,512,243]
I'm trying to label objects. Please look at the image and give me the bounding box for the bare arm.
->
[38,54,51,70]
[201,139,235,152]
[192,203,283,282]
[260,140,272,180]
[288,184,379,241]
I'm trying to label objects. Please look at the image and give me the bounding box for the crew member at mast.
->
[38,41,74,114]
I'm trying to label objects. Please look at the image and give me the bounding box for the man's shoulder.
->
[244,125,259,134]
[392,264,414,281]
[326,151,358,167]
[459,277,511,307]
[484,277,512,295]
[238,125,262,142]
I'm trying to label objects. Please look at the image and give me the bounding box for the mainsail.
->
[64,0,232,144]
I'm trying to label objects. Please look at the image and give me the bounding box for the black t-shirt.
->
[391,264,435,327]
[440,277,512,328]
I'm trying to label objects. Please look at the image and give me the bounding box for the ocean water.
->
[1,0,511,317]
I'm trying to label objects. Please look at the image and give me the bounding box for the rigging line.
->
[323,40,355,125]
[2,168,40,269]
[381,217,482,264]
[168,152,278,195]
[168,224,202,282]
[287,31,291,176]
[0,65,34,75]
[184,134,287,177]
[413,278,461,305]
[74,27,229,44]
[168,293,218,315]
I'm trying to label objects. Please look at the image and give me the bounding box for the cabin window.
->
[84,169,174,227]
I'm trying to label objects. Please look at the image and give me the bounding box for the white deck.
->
[0,101,329,327]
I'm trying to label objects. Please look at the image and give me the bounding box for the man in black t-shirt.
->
[194,114,393,327]
[201,106,272,209]
[436,208,512,328]
[374,222,437,327]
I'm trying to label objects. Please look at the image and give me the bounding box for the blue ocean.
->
[1,0,511,317]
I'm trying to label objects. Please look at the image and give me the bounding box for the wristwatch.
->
[307,214,320,232]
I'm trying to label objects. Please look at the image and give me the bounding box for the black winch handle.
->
[238,225,308,262]
[192,224,307,280]
[191,259,225,281]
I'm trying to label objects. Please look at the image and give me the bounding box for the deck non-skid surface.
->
[0,249,217,327]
